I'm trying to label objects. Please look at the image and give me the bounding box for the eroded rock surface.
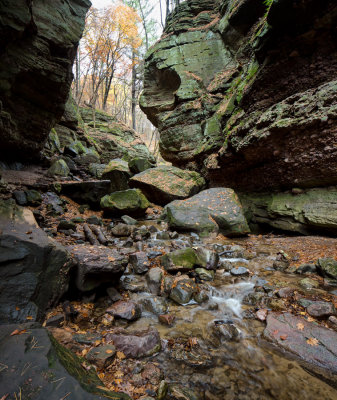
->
[141,0,337,193]
[0,0,91,159]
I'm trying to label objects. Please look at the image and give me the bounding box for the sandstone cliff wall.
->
[141,0,337,193]
[0,0,91,160]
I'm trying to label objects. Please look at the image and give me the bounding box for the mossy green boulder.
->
[164,188,250,237]
[47,159,70,177]
[161,248,199,272]
[100,189,149,216]
[129,165,205,205]
[317,258,337,280]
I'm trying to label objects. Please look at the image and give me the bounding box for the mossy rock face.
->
[129,165,206,206]
[241,187,337,235]
[140,0,337,195]
[100,189,150,216]
[164,188,250,237]
[0,0,90,160]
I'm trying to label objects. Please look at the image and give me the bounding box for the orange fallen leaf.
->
[10,329,27,336]
[26,316,34,320]
[296,323,304,331]
[280,335,288,341]
[116,351,126,360]
[105,349,114,354]
[306,337,319,346]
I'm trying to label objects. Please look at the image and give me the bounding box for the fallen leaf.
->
[106,349,114,354]
[98,372,105,380]
[0,394,9,400]
[296,323,304,331]
[26,316,34,320]
[116,351,126,360]
[280,335,288,341]
[306,337,319,346]
[10,329,27,336]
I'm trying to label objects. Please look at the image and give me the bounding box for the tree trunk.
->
[131,50,137,131]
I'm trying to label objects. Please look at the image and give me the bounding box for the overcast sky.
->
[90,0,163,29]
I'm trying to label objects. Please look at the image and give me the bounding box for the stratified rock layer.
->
[0,0,91,159]
[141,0,337,192]
[0,200,71,323]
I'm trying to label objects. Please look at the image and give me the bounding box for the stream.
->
[50,220,337,400]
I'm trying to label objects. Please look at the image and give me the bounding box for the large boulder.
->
[100,189,150,216]
[107,328,161,358]
[0,323,130,399]
[264,313,337,386]
[0,0,91,160]
[71,245,128,292]
[164,188,250,236]
[129,165,205,205]
[101,159,132,192]
[0,200,71,323]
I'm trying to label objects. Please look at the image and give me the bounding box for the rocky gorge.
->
[0,0,337,399]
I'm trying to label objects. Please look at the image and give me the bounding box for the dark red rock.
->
[106,300,141,321]
[306,301,336,319]
[158,314,176,326]
[264,312,337,385]
[107,328,161,358]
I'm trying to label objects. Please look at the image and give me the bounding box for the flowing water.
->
[122,231,337,399]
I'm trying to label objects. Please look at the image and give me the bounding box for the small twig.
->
[60,392,71,400]
[0,362,8,373]
[21,362,31,376]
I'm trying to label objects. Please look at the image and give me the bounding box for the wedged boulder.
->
[129,157,155,174]
[129,166,205,206]
[107,328,161,358]
[101,159,132,192]
[100,189,150,216]
[0,200,71,323]
[264,312,337,386]
[164,188,250,236]
[0,323,129,399]
[60,180,113,206]
[71,245,128,292]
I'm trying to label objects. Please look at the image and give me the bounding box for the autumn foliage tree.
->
[75,3,141,112]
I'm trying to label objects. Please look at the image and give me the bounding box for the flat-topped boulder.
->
[129,165,205,205]
[164,188,250,236]
[70,245,128,292]
[264,312,337,386]
[100,189,150,216]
